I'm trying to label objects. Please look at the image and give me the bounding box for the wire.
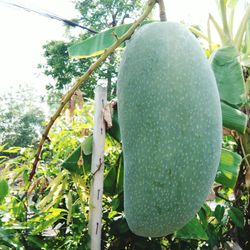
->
[0,1,98,34]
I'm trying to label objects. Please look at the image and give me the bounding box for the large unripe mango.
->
[117,22,222,237]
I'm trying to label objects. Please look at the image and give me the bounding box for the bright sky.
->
[0,0,77,95]
[0,0,247,96]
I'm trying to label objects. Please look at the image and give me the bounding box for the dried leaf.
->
[77,150,84,167]
[75,89,84,109]
[69,97,75,120]
[103,102,113,129]
[206,188,216,201]
[81,128,90,137]
[65,90,84,122]
[223,127,233,136]
[27,177,42,196]
[39,177,49,193]
[65,108,71,123]
[245,167,250,189]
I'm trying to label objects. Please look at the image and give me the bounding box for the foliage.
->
[0,86,45,148]
[1,0,250,249]
[38,40,96,99]
[0,106,245,250]
[74,0,143,31]
[0,99,246,249]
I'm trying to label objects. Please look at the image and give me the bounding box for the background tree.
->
[39,0,143,103]
[0,85,45,148]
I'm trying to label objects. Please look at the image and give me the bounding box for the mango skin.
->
[117,22,222,237]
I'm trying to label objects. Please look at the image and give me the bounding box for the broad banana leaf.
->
[216,148,242,189]
[68,21,153,58]
[221,102,247,134]
[61,135,93,175]
[210,46,245,106]
[107,107,121,142]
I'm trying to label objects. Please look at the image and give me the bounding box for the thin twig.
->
[215,191,232,203]
[29,0,157,182]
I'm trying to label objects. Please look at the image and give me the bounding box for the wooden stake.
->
[88,85,107,250]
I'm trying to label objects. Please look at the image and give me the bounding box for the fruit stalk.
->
[157,0,166,21]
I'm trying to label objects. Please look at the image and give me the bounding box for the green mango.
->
[117,22,222,237]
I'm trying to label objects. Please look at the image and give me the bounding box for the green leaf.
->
[214,205,225,222]
[104,165,117,195]
[0,245,11,250]
[216,148,241,188]
[39,182,65,211]
[228,207,244,228]
[31,215,65,235]
[221,102,247,134]
[68,21,153,58]
[27,236,45,249]
[0,144,8,152]
[210,46,245,105]
[198,207,208,228]
[0,156,8,160]
[0,179,9,203]
[82,135,93,155]
[226,0,239,8]
[111,196,120,211]
[65,192,73,225]
[29,208,67,234]
[0,228,19,248]
[61,136,92,175]
[234,5,250,51]
[3,147,21,154]
[23,169,29,186]
[115,154,124,194]
[175,217,208,240]
[242,20,250,66]
[107,107,121,142]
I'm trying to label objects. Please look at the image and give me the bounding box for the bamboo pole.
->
[88,85,107,250]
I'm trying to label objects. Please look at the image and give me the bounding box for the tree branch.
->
[29,0,157,182]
